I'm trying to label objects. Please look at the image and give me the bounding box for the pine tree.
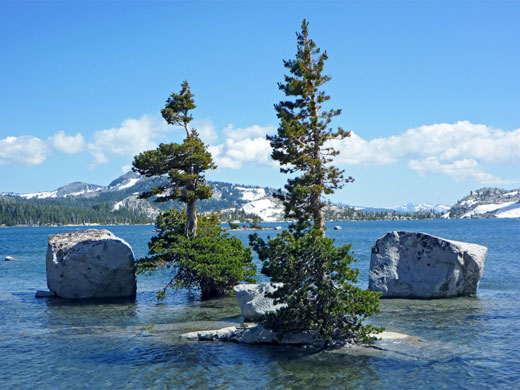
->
[133,81,256,298]
[268,19,352,234]
[250,20,382,345]
[133,81,214,237]
[138,210,256,299]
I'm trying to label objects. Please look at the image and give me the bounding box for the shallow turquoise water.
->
[0,219,519,389]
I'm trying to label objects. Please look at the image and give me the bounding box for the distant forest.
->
[322,204,441,221]
[0,197,153,227]
[0,196,442,227]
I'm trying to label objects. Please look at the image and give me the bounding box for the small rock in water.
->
[234,283,286,322]
[35,290,56,298]
[5,256,17,261]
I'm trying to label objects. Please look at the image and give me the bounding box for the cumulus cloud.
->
[222,124,276,141]
[408,157,514,185]
[121,164,132,173]
[87,115,169,165]
[192,119,218,144]
[0,136,48,166]
[50,131,85,154]
[331,121,520,184]
[85,115,221,165]
[209,124,275,169]
[3,118,517,187]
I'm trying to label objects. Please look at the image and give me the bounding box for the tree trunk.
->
[200,278,226,299]
[310,79,325,236]
[184,121,191,138]
[186,198,198,237]
[311,190,325,235]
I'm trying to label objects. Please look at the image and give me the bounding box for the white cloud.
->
[85,115,220,165]
[408,157,514,185]
[331,121,520,184]
[222,124,276,141]
[3,117,517,187]
[121,164,132,173]
[0,136,48,166]
[87,115,169,165]
[192,119,218,143]
[209,124,275,169]
[50,131,85,154]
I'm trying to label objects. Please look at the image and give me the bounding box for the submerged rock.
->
[181,325,420,349]
[46,229,136,299]
[234,283,285,321]
[182,324,321,345]
[35,290,56,298]
[369,231,487,298]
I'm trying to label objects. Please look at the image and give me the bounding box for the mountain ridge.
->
[0,171,469,226]
[448,187,520,219]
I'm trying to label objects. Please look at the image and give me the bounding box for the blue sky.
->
[1,1,519,207]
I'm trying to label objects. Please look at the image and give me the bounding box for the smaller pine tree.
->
[138,210,256,299]
[133,131,215,237]
[133,81,256,298]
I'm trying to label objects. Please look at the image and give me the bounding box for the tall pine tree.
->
[251,20,382,345]
[268,20,352,234]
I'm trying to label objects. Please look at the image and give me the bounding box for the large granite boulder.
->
[369,231,487,298]
[233,283,285,321]
[46,229,136,299]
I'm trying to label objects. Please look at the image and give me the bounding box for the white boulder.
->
[369,231,487,298]
[233,283,285,321]
[46,229,136,299]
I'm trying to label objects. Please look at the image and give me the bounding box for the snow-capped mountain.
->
[448,188,520,219]
[106,171,143,191]
[17,171,515,224]
[389,203,451,214]
[19,182,104,199]
[16,172,148,200]
[7,171,284,221]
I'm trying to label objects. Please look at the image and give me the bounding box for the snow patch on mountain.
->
[115,178,140,190]
[461,201,516,218]
[496,205,520,218]
[242,198,283,222]
[236,187,267,202]
[20,191,58,200]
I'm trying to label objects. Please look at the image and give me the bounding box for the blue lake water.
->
[0,219,519,389]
